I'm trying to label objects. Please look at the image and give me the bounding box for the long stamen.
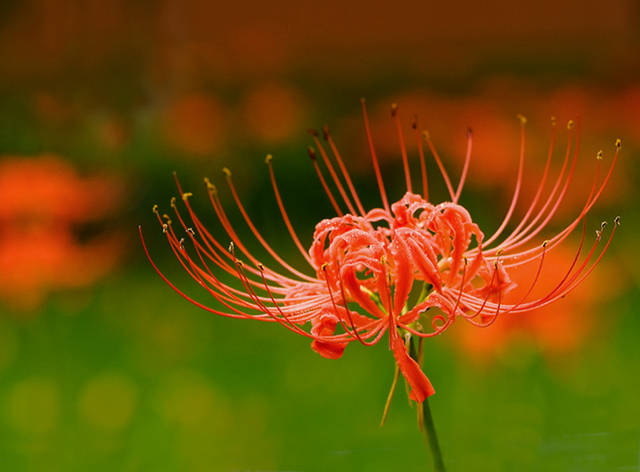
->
[495,117,557,249]
[265,155,315,266]
[412,116,429,200]
[308,130,357,214]
[453,128,473,203]
[361,98,390,213]
[391,103,412,193]
[482,115,527,246]
[307,146,343,215]
[219,174,316,283]
[423,130,455,201]
[323,125,367,216]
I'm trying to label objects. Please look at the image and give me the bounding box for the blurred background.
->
[0,0,639,470]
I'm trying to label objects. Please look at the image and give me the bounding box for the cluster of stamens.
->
[141,100,620,402]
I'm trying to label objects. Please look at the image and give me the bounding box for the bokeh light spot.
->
[78,372,138,432]
[6,377,59,434]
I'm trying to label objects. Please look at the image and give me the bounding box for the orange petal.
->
[390,332,435,402]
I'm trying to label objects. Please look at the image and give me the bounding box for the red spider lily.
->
[140,100,620,404]
[0,155,124,309]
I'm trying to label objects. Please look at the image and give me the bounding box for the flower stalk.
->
[410,336,446,472]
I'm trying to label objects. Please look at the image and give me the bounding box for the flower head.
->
[141,100,620,403]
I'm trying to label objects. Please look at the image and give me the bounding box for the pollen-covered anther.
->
[391,103,399,117]
[228,241,235,254]
[162,223,168,234]
[321,125,331,141]
[516,114,527,124]
[162,214,172,225]
[551,116,557,126]
[152,204,159,214]
[596,150,604,160]
[567,119,575,130]
[204,177,217,193]
[614,215,621,226]
[179,237,185,250]
[256,263,265,271]
[186,227,195,236]
[542,240,549,247]
[181,192,193,201]
[321,263,328,271]
[235,259,244,267]
[170,197,177,208]
[615,138,622,148]
[422,130,431,142]
[222,167,232,177]
[265,154,273,164]
[307,146,317,160]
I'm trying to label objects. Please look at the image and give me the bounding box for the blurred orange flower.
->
[242,82,305,144]
[162,93,224,156]
[451,244,621,362]
[0,156,125,310]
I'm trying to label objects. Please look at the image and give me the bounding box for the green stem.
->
[420,396,446,472]
[410,337,446,472]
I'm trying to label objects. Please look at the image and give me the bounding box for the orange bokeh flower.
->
[162,93,224,156]
[0,156,125,310]
[452,244,621,362]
